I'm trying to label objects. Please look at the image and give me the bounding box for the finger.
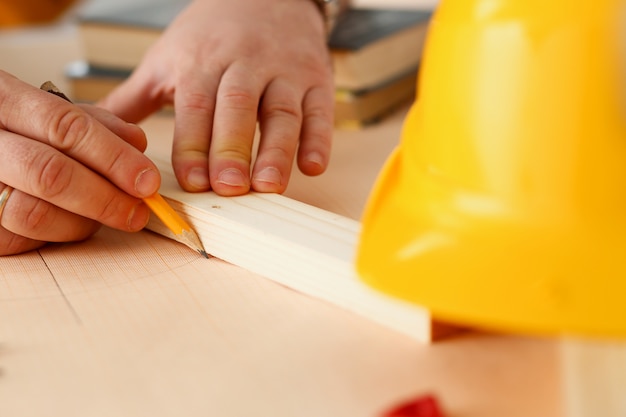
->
[0,131,151,232]
[209,63,262,196]
[0,226,45,256]
[252,78,302,193]
[79,103,148,152]
[0,75,160,199]
[97,65,165,123]
[171,65,222,193]
[0,187,101,242]
[297,85,334,176]
[0,184,46,255]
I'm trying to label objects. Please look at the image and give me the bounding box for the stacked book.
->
[68,0,432,128]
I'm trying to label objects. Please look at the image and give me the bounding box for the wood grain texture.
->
[145,155,435,342]
[0,227,561,417]
[562,339,626,417]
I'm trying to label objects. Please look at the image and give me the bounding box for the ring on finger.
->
[0,186,14,225]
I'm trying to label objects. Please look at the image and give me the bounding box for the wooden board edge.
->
[144,162,442,343]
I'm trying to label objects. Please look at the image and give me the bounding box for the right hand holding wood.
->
[0,71,161,255]
[99,0,335,197]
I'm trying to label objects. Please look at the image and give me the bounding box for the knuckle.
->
[262,99,301,121]
[0,235,20,255]
[100,147,126,174]
[263,145,292,161]
[48,107,94,152]
[0,232,36,256]
[212,130,253,162]
[179,91,215,114]
[303,108,334,144]
[218,144,253,164]
[220,88,257,112]
[305,101,334,121]
[30,152,74,200]
[21,198,55,233]
[95,193,125,224]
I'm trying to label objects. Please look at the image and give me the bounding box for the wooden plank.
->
[145,155,436,342]
[0,227,560,417]
[562,338,626,417]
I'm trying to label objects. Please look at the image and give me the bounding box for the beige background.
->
[0,2,566,416]
[0,0,438,96]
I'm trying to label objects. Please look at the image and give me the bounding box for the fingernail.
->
[306,151,325,168]
[187,167,210,190]
[217,168,248,187]
[135,168,160,197]
[253,167,282,186]
[127,203,150,231]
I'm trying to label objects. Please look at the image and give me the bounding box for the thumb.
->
[97,67,165,123]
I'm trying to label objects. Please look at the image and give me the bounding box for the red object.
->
[381,394,444,417]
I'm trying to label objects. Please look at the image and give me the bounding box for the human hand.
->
[99,0,335,196]
[0,71,161,255]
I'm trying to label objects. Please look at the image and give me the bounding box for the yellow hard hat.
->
[356,0,626,338]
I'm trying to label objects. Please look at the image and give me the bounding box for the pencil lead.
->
[198,249,210,259]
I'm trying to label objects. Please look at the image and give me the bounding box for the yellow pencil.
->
[41,81,208,258]
[143,193,208,258]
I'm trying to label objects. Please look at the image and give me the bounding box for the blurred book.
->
[66,61,418,127]
[328,8,430,90]
[77,0,187,69]
[334,67,418,128]
[76,0,432,90]
[65,61,130,102]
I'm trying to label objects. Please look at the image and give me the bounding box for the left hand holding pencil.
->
[0,71,161,255]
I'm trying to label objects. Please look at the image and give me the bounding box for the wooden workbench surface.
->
[0,17,562,417]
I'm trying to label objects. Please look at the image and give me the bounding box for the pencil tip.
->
[198,249,210,259]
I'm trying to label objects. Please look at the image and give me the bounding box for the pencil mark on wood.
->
[37,250,82,325]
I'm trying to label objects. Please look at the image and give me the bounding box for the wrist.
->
[310,0,344,36]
